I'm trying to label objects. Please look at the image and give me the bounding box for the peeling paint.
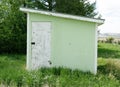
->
[31,22,51,69]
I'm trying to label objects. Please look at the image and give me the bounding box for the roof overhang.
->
[20,7,105,26]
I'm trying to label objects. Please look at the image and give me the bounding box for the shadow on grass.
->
[98,48,120,59]
[0,54,26,61]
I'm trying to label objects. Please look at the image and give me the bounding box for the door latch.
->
[31,42,35,45]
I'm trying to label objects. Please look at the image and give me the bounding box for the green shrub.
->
[106,37,114,43]
[118,40,120,45]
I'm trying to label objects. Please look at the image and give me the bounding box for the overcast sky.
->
[89,0,120,33]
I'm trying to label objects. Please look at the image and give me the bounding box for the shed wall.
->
[28,13,97,73]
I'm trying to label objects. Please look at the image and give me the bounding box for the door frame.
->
[31,21,52,69]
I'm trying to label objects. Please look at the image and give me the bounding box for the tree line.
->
[0,0,97,54]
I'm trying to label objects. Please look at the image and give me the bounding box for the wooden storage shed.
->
[20,8,104,74]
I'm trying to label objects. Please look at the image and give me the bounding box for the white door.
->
[31,22,51,69]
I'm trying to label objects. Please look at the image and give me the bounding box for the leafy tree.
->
[41,0,55,11]
[0,0,27,53]
[26,0,97,17]
[26,0,47,10]
[26,0,55,11]
[55,0,97,17]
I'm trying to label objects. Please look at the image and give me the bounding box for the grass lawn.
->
[98,42,120,58]
[0,43,120,87]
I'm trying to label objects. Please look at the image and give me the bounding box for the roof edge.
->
[20,7,105,25]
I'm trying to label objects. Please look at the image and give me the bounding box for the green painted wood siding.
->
[28,13,97,74]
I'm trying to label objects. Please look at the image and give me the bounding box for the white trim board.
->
[94,23,98,74]
[26,13,30,70]
[20,8,104,25]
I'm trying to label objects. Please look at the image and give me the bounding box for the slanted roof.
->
[20,7,104,25]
